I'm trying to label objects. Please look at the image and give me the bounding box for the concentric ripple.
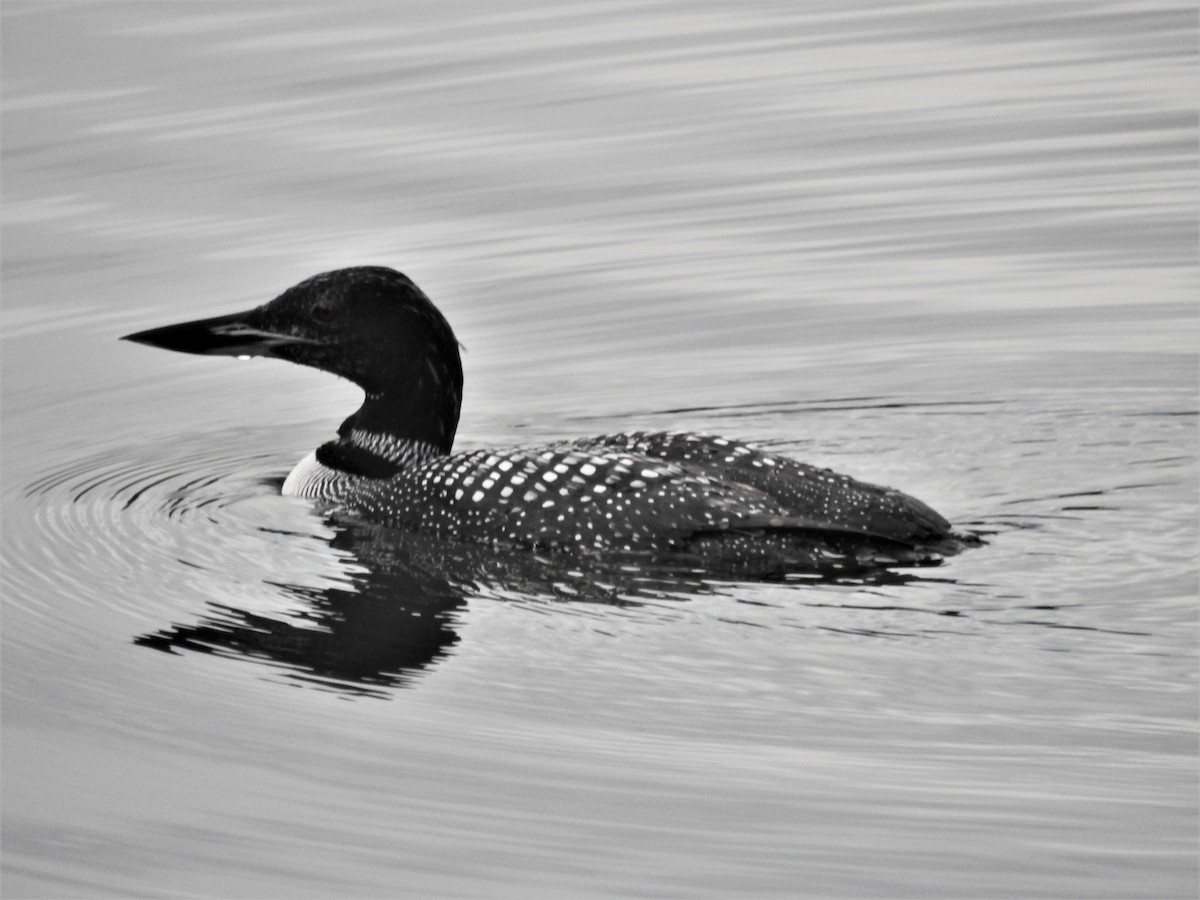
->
[9,435,346,635]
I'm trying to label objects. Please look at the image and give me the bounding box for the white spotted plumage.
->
[284,429,957,563]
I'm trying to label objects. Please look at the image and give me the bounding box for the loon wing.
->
[566,432,954,548]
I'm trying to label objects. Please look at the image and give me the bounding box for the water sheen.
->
[3,2,1196,898]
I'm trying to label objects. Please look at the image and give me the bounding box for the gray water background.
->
[2,2,1197,898]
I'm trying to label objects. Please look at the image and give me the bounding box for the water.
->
[2,2,1196,897]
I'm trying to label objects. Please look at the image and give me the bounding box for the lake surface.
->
[2,2,1197,897]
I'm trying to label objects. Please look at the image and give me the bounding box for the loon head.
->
[123,266,464,455]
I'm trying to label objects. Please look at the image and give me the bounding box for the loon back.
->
[123,266,973,574]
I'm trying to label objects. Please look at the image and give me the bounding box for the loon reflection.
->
[133,506,949,696]
[136,516,469,696]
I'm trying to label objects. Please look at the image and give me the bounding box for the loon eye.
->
[311,304,337,324]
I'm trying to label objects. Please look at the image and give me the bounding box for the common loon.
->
[124,266,974,572]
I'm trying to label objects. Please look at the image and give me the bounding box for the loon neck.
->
[316,388,458,479]
[348,386,458,449]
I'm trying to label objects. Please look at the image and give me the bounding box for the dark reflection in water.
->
[133,510,965,697]
[136,520,470,697]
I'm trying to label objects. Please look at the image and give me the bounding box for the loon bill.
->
[123,266,977,573]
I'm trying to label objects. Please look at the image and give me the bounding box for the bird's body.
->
[124,266,974,574]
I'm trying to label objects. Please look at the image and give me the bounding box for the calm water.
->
[3,2,1197,898]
